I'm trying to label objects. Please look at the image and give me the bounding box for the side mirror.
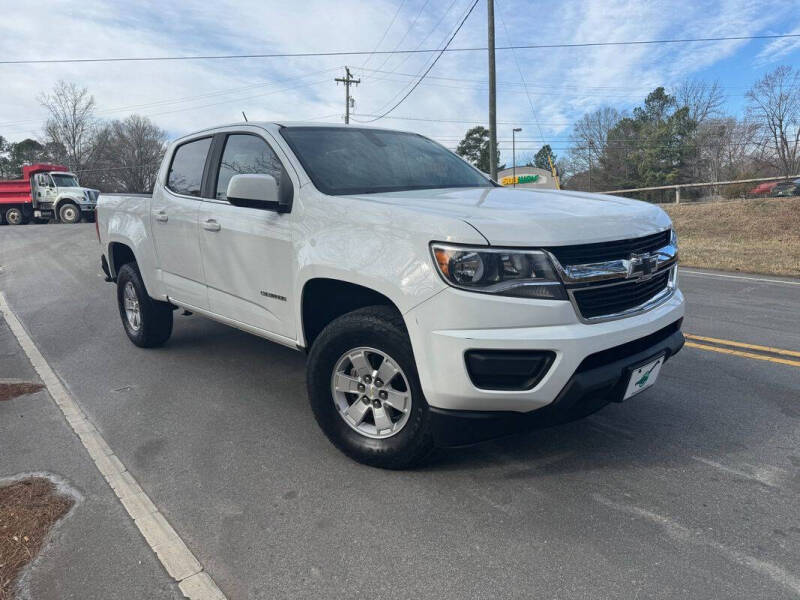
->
[226,173,292,213]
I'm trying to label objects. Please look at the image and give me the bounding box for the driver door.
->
[198,132,296,339]
[34,174,57,209]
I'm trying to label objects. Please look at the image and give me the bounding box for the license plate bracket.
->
[623,354,665,400]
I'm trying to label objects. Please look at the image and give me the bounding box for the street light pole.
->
[512,127,522,188]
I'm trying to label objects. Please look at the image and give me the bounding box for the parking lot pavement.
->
[0,312,180,599]
[1,223,799,599]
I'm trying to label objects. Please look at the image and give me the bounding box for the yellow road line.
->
[685,342,800,368]
[685,333,800,358]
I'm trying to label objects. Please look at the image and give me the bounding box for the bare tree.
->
[95,115,167,192]
[695,117,762,183]
[746,65,800,177]
[675,79,725,124]
[38,81,100,173]
[567,107,623,188]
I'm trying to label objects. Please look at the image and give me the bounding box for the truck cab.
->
[30,167,99,223]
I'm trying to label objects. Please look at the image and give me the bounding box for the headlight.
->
[670,229,678,248]
[431,244,566,300]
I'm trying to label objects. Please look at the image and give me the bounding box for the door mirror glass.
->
[226,174,283,210]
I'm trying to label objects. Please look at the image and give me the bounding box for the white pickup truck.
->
[97,122,684,468]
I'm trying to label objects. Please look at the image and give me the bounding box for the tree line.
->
[454,65,799,199]
[0,81,167,193]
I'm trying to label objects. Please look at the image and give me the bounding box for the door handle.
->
[203,219,221,232]
[155,211,168,222]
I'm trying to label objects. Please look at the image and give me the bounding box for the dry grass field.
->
[663,196,800,277]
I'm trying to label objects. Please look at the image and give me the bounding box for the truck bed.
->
[0,177,32,205]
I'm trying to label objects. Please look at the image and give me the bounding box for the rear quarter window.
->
[166,137,212,197]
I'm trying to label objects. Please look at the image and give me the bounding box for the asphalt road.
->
[1,223,799,600]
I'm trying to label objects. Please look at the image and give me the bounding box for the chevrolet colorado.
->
[97,122,684,468]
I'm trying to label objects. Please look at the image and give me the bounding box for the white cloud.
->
[755,22,800,64]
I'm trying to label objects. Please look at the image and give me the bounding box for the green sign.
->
[517,174,539,184]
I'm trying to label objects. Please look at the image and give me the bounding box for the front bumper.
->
[428,320,684,446]
[405,285,685,414]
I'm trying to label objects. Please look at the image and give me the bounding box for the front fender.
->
[291,191,487,345]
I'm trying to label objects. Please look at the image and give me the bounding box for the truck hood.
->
[345,187,672,246]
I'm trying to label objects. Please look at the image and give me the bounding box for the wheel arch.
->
[54,195,81,213]
[108,241,137,278]
[300,278,403,349]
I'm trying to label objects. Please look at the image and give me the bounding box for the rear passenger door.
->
[151,136,212,310]
[198,131,297,340]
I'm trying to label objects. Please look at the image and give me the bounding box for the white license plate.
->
[623,355,664,400]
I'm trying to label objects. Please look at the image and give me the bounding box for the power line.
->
[359,0,472,119]
[357,65,800,93]
[368,0,432,75]
[3,33,798,65]
[360,0,409,69]
[496,0,545,152]
[356,0,480,123]
[0,67,342,129]
[384,0,462,75]
[0,75,336,137]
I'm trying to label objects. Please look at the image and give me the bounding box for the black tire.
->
[5,207,24,225]
[58,202,81,224]
[306,306,435,469]
[116,263,173,348]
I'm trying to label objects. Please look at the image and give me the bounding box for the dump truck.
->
[0,163,99,224]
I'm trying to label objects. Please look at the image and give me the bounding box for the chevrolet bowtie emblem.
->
[627,253,659,280]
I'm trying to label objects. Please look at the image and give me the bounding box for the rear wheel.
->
[116,263,173,347]
[306,306,435,469]
[58,202,81,224]
[5,207,24,225]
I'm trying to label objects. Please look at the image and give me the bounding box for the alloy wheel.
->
[123,281,142,331]
[330,347,412,439]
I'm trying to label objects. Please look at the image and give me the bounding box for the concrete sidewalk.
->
[0,315,180,600]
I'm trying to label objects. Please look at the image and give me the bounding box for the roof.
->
[258,121,401,130]
[169,121,414,148]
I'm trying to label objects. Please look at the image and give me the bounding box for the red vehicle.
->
[0,163,98,225]
[748,181,779,196]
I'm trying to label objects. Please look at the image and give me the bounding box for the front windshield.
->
[280,127,494,195]
[50,174,79,187]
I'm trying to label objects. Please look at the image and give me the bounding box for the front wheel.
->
[116,263,173,347]
[306,306,435,469]
[58,202,81,224]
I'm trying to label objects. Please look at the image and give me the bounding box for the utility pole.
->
[512,128,521,187]
[487,0,498,181]
[335,66,360,125]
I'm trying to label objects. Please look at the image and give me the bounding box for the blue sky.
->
[1,0,798,163]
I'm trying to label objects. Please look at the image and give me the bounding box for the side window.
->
[216,134,284,201]
[167,137,212,197]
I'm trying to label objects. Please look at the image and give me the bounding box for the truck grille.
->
[571,269,671,319]
[546,230,671,266]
